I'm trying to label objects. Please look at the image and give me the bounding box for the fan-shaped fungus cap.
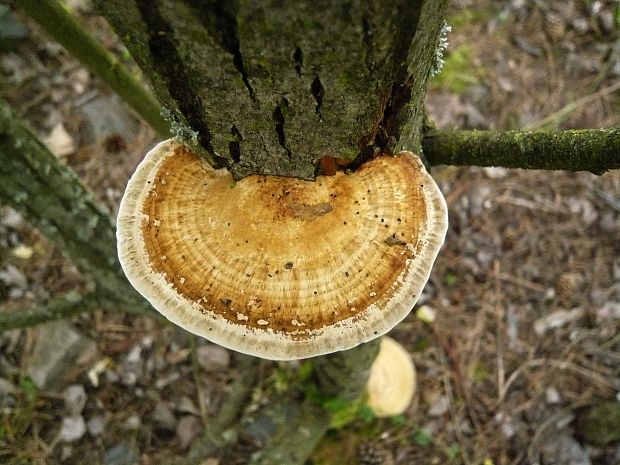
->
[117,139,447,360]
[366,337,416,417]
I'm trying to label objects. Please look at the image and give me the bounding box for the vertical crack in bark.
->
[372,2,424,153]
[310,75,324,121]
[136,0,215,155]
[293,46,303,77]
[361,13,373,73]
[185,0,255,100]
[229,124,242,163]
[272,98,292,161]
[376,78,413,153]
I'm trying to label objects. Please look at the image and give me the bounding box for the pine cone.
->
[358,442,394,465]
[555,272,582,302]
[544,10,566,41]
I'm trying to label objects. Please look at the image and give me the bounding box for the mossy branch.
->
[0,98,152,327]
[0,291,101,331]
[15,0,170,136]
[423,128,620,174]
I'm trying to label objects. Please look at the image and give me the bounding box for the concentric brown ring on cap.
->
[117,139,448,360]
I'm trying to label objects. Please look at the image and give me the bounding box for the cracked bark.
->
[97,0,448,180]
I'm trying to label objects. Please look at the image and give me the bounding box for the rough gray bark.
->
[97,0,448,179]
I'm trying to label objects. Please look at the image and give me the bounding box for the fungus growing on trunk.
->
[117,139,447,360]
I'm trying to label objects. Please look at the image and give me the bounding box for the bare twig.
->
[184,354,258,464]
[524,81,620,130]
[189,335,208,426]
[498,359,615,404]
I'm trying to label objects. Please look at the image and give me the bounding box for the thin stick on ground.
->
[189,335,208,426]
[498,358,616,404]
[524,80,620,130]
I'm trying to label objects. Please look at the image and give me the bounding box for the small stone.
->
[87,414,106,437]
[26,321,97,390]
[540,433,591,465]
[428,395,450,417]
[11,244,33,259]
[79,94,140,145]
[176,415,201,449]
[174,396,200,415]
[1,209,23,228]
[545,386,561,404]
[120,344,143,386]
[483,167,508,179]
[123,414,141,431]
[104,442,138,465]
[416,305,436,324]
[152,403,176,431]
[0,264,27,289]
[44,123,75,159]
[495,412,515,439]
[596,302,620,323]
[60,444,73,461]
[196,344,230,372]
[58,415,86,442]
[571,16,590,33]
[64,384,87,415]
[200,459,219,465]
[534,308,584,336]
[154,371,180,390]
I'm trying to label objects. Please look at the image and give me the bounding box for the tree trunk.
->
[96,1,449,461]
[97,0,449,178]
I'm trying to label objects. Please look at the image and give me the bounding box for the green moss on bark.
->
[423,128,620,174]
[0,99,147,310]
[98,0,449,179]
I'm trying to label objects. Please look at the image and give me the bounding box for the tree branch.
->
[0,291,101,331]
[15,0,170,136]
[423,128,620,174]
[0,98,150,315]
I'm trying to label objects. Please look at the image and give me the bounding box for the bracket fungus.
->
[117,139,448,360]
[366,337,416,417]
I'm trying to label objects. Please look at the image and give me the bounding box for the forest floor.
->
[0,1,619,464]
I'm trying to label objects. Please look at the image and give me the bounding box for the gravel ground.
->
[1,1,619,464]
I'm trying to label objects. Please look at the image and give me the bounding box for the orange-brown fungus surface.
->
[141,146,425,332]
